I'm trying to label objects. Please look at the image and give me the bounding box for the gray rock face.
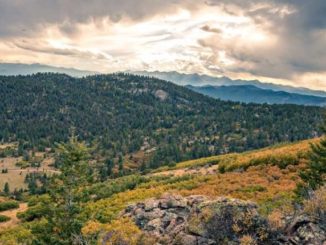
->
[122,194,326,245]
[283,215,326,245]
[122,194,274,245]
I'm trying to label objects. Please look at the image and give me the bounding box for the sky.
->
[0,0,326,90]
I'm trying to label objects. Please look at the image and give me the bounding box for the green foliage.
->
[1,168,8,174]
[0,200,19,211]
[299,121,326,193]
[18,196,52,222]
[0,73,323,169]
[86,174,148,201]
[0,226,35,244]
[238,185,267,193]
[0,214,10,223]
[46,137,93,244]
[259,192,295,216]
[3,182,10,195]
[19,136,95,244]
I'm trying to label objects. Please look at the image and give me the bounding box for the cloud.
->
[0,0,325,89]
[0,0,202,38]
[196,0,326,85]
[201,25,221,33]
[13,41,107,60]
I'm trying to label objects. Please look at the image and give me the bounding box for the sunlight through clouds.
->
[0,0,325,89]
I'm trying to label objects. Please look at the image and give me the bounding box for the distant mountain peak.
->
[133,71,326,98]
[0,63,98,77]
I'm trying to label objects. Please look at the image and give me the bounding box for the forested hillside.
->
[0,73,323,168]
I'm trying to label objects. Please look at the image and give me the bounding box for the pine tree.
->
[40,136,92,244]
[3,182,9,195]
[299,119,326,193]
[118,155,124,175]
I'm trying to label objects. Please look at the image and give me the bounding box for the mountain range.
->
[0,63,97,77]
[187,85,326,106]
[1,63,326,106]
[134,71,326,97]
[134,71,326,106]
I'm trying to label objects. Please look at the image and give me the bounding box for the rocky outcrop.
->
[281,215,326,245]
[122,194,275,245]
[122,194,326,245]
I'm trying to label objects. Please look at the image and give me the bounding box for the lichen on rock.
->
[122,194,276,244]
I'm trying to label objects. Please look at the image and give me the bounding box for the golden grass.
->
[0,203,27,231]
[0,143,17,150]
[0,156,57,190]
[84,139,319,223]
[155,138,317,173]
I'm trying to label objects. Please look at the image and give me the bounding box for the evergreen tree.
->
[39,136,92,244]
[118,155,124,174]
[106,159,114,177]
[299,119,326,193]
[3,182,9,195]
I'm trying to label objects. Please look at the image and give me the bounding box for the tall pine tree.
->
[299,118,326,193]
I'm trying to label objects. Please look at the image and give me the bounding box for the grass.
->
[0,203,28,232]
[0,215,10,223]
[0,155,57,190]
[83,139,318,223]
[154,138,316,174]
[0,201,19,212]
[0,138,319,243]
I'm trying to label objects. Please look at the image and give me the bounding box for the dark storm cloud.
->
[0,0,199,37]
[200,0,326,80]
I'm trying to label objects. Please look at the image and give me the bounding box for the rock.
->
[120,194,326,244]
[122,194,275,244]
[154,89,168,101]
[175,233,197,245]
[144,199,160,211]
[145,218,162,232]
[284,214,326,245]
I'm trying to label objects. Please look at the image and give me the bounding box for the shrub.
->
[0,201,19,211]
[239,185,267,193]
[17,203,50,222]
[0,214,10,223]
[303,186,326,225]
[267,210,284,231]
[240,235,257,245]
[82,218,142,245]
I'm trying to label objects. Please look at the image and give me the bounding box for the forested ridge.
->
[0,73,323,168]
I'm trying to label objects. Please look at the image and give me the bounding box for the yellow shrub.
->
[303,186,326,220]
[267,210,284,230]
[240,235,257,245]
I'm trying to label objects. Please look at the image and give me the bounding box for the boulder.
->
[122,194,275,244]
[284,214,326,245]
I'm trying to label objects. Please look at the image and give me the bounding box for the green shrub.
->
[17,203,49,222]
[238,185,267,193]
[0,214,10,223]
[0,201,19,211]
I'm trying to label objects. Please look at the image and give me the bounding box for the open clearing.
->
[0,156,58,190]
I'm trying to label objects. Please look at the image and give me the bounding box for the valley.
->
[0,74,324,244]
[1,1,325,244]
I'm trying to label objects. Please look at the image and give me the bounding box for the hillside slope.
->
[0,73,323,168]
[187,85,326,106]
[1,139,323,244]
